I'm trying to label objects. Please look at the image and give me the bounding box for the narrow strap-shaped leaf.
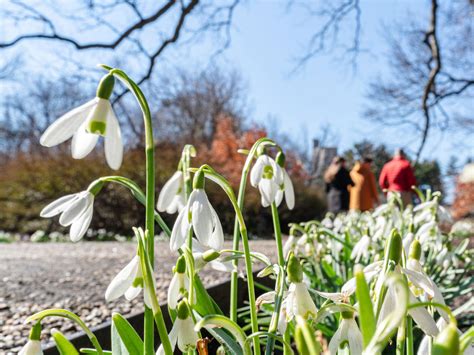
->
[52,329,79,355]
[112,313,143,354]
[355,266,376,347]
[80,349,112,354]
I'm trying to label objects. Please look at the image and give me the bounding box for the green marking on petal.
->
[87,120,107,135]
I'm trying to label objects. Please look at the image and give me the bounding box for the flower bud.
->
[432,324,460,355]
[96,74,115,100]
[287,254,303,283]
[202,249,220,262]
[176,300,190,320]
[386,229,402,265]
[29,322,41,341]
[408,240,422,261]
[276,151,286,167]
[176,255,186,274]
[193,169,205,190]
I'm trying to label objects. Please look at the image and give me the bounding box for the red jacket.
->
[379,157,416,192]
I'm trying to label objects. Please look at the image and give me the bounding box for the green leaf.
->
[112,313,143,355]
[355,267,376,347]
[52,329,79,355]
[193,275,223,315]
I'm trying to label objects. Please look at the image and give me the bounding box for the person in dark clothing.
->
[324,156,355,213]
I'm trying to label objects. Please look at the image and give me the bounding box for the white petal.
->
[157,171,183,212]
[40,99,96,147]
[71,122,99,159]
[294,282,317,318]
[167,273,181,309]
[408,294,439,336]
[250,155,267,187]
[177,317,199,352]
[40,193,78,218]
[104,107,123,170]
[125,286,142,301]
[283,170,295,210]
[69,204,93,242]
[315,291,346,303]
[272,160,284,185]
[105,255,140,302]
[19,339,43,355]
[59,192,93,226]
[191,190,213,245]
[275,189,284,207]
[328,323,343,355]
[347,319,363,354]
[170,207,190,251]
[259,179,277,206]
[208,205,224,250]
[403,268,435,298]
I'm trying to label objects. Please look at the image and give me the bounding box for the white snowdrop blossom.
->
[19,340,43,355]
[250,155,284,207]
[40,74,123,170]
[105,255,154,308]
[279,282,317,333]
[170,188,224,251]
[351,234,371,262]
[157,171,185,214]
[40,191,94,242]
[167,257,190,309]
[328,314,363,355]
[156,302,198,354]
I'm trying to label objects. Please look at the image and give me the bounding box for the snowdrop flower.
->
[156,301,199,354]
[105,254,153,308]
[40,74,123,170]
[168,256,190,309]
[40,190,94,242]
[278,255,317,333]
[250,154,284,207]
[328,312,363,355]
[283,235,296,258]
[157,171,185,214]
[170,170,224,251]
[274,152,295,210]
[351,234,371,262]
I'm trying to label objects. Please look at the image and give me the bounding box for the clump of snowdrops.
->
[18,66,473,355]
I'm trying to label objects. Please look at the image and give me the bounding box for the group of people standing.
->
[324,149,417,213]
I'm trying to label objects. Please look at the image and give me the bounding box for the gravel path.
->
[0,241,277,354]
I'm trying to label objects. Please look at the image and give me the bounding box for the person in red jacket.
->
[379,148,417,207]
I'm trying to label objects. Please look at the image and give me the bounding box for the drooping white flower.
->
[351,234,371,262]
[40,191,94,242]
[156,302,198,354]
[157,171,185,214]
[105,255,154,308]
[168,257,190,309]
[250,155,284,207]
[328,314,363,355]
[282,282,317,325]
[19,340,43,355]
[170,188,224,252]
[40,95,123,170]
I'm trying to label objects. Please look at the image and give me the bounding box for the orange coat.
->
[349,162,379,211]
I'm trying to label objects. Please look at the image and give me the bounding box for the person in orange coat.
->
[349,157,379,211]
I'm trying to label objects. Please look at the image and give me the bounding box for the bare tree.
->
[365,0,474,162]
[153,66,248,145]
[0,0,240,91]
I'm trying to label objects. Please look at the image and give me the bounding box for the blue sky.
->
[1,1,472,178]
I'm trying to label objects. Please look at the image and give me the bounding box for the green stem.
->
[229,138,276,322]
[406,316,414,355]
[265,203,285,355]
[106,68,166,355]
